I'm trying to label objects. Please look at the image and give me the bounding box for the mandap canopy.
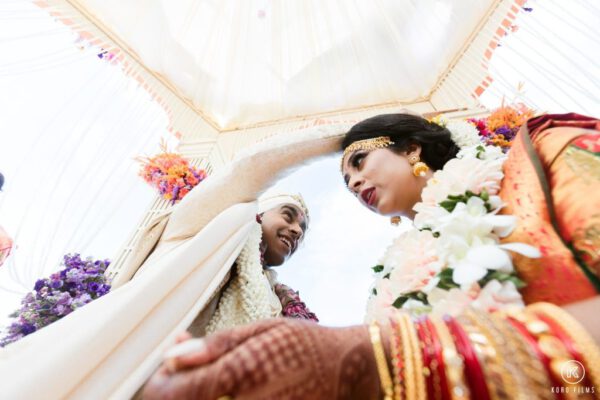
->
[0,0,598,325]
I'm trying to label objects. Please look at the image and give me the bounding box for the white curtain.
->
[479,0,600,116]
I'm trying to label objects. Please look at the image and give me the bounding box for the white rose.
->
[428,287,473,317]
[471,280,525,312]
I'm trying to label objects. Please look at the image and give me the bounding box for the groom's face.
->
[260,204,307,266]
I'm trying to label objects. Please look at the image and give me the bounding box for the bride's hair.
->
[341,113,460,170]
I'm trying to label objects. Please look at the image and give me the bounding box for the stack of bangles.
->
[368,302,600,400]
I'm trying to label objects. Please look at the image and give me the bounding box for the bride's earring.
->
[409,155,429,177]
[256,214,263,223]
[390,216,402,225]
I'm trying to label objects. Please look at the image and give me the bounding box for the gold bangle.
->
[398,313,428,400]
[488,311,553,400]
[402,314,427,400]
[504,305,575,391]
[396,314,417,400]
[389,316,404,400]
[429,315,469,400]
[369,322,394,400]
[466,309,548,400]
[527,302,600,391]
[459,311,509,400]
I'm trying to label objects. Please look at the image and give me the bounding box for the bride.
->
[144,112,600,399]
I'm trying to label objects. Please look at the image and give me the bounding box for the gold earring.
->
[390,216,402,225]
[408,155,429,177]
[412,161,429,177]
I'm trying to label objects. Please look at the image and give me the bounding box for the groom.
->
[188,192,318,337]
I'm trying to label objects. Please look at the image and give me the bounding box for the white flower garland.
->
[365,143,540,323]
[446,120,481,149]
[206,223,280,333]
[431,116,482,150]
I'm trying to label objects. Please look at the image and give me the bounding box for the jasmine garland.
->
[365,143,540,322]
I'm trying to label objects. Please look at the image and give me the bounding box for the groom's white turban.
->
[257,192,310,223]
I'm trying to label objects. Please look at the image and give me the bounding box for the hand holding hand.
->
[143,319,383,400]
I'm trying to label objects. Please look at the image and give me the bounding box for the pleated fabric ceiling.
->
[36,0,523,130]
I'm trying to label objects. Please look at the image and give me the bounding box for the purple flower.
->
[65,269,85,285]
[19,323,36,335]
[71,295,91,310]
[96,284,110,296]
[51,279,63,289]
[56,292,72,305]
[55,304,68,315]
[0,253,112,347]
[34,279,46,292]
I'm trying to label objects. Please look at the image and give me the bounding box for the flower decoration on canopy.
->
[468,103,535,151]
[96,48,115,61]
[137,140,207,204]
[0,254,111,347]
[430,103,535,152]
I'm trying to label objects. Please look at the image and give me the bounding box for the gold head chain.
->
[340,136,395,171]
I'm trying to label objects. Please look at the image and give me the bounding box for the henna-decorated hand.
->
[143,319,383,400]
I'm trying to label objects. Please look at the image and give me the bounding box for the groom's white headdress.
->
[258,191,310,223]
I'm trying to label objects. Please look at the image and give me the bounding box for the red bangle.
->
[415,317,436,400]
[533,312,595,389]
[445,316,491,400]
[424,317,451,400]
[507,317,564,400]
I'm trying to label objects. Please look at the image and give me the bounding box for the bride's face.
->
[342,147,426,217]
[260,204,307,266]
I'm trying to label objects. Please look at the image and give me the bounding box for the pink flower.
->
[365,279,396,323]
[471,280,524,312]
[419,156,505,207]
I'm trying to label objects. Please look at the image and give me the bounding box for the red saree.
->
[500,113,600,305]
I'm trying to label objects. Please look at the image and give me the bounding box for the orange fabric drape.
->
[500,113,600,305]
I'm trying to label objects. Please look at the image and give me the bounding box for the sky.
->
[0,0,598,330]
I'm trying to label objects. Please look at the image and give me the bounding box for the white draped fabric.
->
[0,203,254,399]
[50,0,499,129]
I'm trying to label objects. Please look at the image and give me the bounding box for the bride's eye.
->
[352,153,366,168]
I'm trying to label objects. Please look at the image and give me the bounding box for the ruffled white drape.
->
[52,0,498,129]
